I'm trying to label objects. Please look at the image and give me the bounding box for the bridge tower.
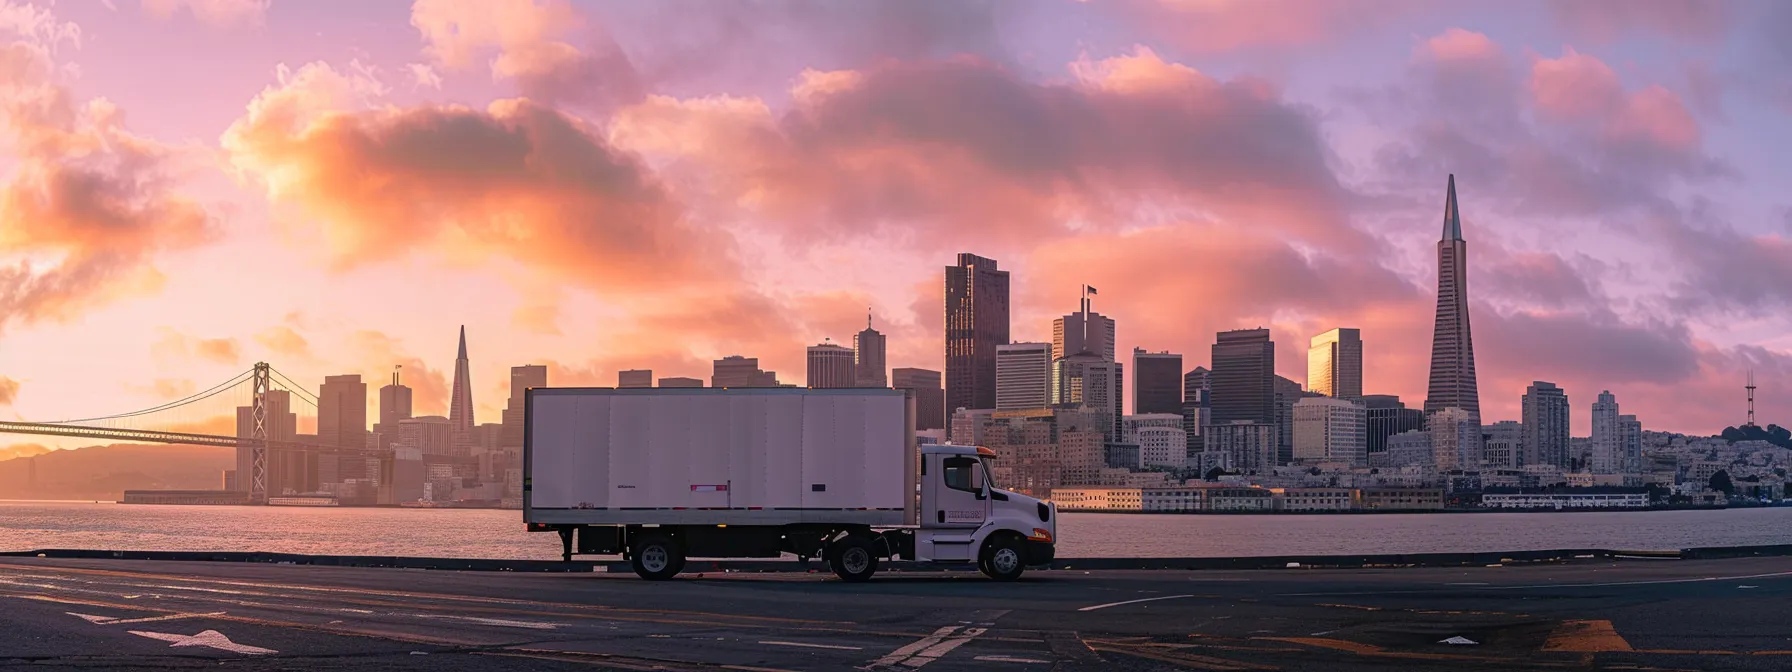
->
[251,362,271,504]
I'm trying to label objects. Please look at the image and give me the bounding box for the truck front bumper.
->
[1025,540,1055,566]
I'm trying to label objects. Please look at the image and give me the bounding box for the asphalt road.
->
[1,555,1789,671]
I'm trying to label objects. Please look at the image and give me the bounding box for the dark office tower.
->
[1363,394,1425,456]
[449,326,475,434]
[319,375,367,449]
[1055,311,1116,363]
[1132,348,1183,415]
[1211,329,1275,425]
[1184,366,1210,406]
[854,313,887,388]
[1424,175,1480,424]
[893,367,945,431]
[945,254,1010,431]
[501,365,547,449]
[1523,381,1571,468]
[378,369,413,431]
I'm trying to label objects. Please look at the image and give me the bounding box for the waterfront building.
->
[806,342,856,388]
[1424,175,1480,428]
[945,253,1010,430]
[657,377,702,388]
[996,342,1053,411]
[1125,414,1188,469]
[1377,429,1434,469]
[1132,349,1184,415]
[1307,328,1363,400]
[1481,488,1649,509]
[1205,420,1277,474]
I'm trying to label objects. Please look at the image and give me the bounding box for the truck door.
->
[924,454,988,529]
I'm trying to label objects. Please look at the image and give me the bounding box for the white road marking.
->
[415,614,560,630]
[975,655,1051,664]
[900,628,984,668]
[761,640,864,651]
[1446,582,1489,586]
[864,626,960,668]
[1077,594,1197,612]
[1284,570,1792,597]
[68,611,226,625]
[130,629,276,655]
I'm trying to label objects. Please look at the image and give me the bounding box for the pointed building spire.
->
[449,326,474,433]
[457,325,468,360]
[1443,174,1463,242]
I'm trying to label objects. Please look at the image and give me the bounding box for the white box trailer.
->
[524,387,1057,581]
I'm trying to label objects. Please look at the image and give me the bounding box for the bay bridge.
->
[0,363,391,504]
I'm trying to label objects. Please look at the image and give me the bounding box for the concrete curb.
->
[5,544,1792,573]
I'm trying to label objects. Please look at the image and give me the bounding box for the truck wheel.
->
[631,534,684,581]
[828,535,879,582]
[979,536,1025,581]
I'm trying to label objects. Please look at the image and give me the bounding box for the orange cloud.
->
[611,49,1357,254]
[0,443,50,461]
[223,62,729,294]
[254,325,310,358]
[126,378,198,400]
[409,0,642,108]
[0,7,217,334]
[141,0,268,29]
[149,328,241,365]
[0,376,18,406]
[155,413,238,437]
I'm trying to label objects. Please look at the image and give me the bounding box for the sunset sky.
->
[1,0,1790,452]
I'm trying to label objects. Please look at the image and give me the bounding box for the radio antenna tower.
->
[1746,369,1757,427]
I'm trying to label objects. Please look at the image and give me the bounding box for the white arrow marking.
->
[864,626,960,668]
[129,630,277,655]
[761,640,863,650]
[415,614,559,630]
[1077,594,1197,612]
[70,611,226,625]
[900,627,985,668]
[69,613,115,624]
[975,655,1051,664]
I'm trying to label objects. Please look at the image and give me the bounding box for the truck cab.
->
[912,445,1057,580]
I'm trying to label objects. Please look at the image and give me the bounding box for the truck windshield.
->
[980,457,998,491]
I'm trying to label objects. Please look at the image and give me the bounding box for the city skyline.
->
[1,0,1789,452]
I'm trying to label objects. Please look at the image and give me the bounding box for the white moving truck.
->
[523,387,1057,581]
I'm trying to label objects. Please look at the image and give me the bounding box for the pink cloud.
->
[1120,0,1422,53]
[141,0,268,29]
[1546,0,1734,43]
[410,0,642,108]
[1531,48,1702,152]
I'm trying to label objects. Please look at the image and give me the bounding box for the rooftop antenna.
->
[394,364,402,387]
[1747,369,1757,427]
[867,307,873,330]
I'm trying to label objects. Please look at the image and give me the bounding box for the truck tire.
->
[979,536,1026,582]
[631,534,684,581]
[828,535,879,582]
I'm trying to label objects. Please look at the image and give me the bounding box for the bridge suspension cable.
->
[36,369,257,425]
[266,367,320,407]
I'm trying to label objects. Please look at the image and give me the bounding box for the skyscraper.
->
[1053,352,1122,441]
[449,326,475,436]
[1591,390,1620,474]
[1132,349,1183,415]
[1619,414,1642,475]
[318,374,367,450]
[1054,311,1116,363]
[1292,397,1366,466]
[1523,381,1570,468]
[1183,366,1210,406]
[1211,329,1275,425]
[1307,328,1363,400]
[501,365,547,449]
[893,367,945,431]
[1273,375,1318,466]
[996,342,1053,411]
[945,254,1009,426]
[1429,407,1477,472]
[1363,395,1424,457]
[854,314,887,388]
[713,355,779,388]
[806,343,857,388]
[378,368,413,433]
[1425,175,1480,424]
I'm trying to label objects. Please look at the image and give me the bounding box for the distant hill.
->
[0,443,51,462]
[0,443,234,501]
